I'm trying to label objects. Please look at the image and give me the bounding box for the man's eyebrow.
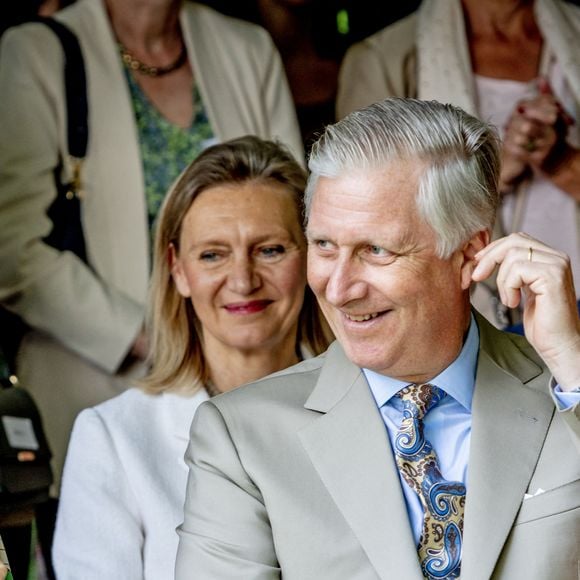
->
[305,229,323,240]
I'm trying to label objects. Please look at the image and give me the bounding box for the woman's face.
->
[171,180,306,354]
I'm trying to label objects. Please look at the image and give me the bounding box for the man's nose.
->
[227,256,261,295]
[324,256,366,306]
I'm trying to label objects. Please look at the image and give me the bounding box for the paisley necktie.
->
[394,383,465,579]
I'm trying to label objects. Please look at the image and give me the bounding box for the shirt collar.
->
[363,314,479,412]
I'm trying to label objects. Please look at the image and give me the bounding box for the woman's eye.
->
[199,251,220,262]
[259,245,285,258]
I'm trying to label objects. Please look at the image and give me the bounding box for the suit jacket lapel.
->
[299,343,424,580]
[461,317,554,580]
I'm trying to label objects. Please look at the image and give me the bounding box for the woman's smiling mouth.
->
[224,300,273,314]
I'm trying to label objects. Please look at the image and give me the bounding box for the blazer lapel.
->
[182,4,262,143]
[461,320,553,580]
[73,0,150,298]
[299,343,424,580]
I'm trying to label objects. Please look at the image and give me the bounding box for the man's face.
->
[306,160,474,383]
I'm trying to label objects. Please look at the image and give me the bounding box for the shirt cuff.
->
[551,379,580,410]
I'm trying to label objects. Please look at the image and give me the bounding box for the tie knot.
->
[396,383,444,420]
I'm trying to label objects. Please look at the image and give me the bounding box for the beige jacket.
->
[176,315,579,579]
[0,0,302,491]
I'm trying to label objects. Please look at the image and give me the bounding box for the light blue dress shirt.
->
[553,384,580,409]
[364,314,579,545]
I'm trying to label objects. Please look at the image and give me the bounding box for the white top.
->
[53,387,209,579]
[475,62,580,297]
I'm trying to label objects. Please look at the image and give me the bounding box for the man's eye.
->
[369,245,388,256]
[364,245,396,263]
[316,240,331,250]
[259,245,285,258]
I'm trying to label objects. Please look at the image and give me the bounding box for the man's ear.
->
[169,243,191,298]
[459,230,490,290]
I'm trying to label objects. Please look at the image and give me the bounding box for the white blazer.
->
[53,387,208,580]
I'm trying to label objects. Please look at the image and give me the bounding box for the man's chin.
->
[341,344,393,374]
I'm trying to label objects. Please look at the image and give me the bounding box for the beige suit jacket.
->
[0,0,302,491]
[176,315,579,579]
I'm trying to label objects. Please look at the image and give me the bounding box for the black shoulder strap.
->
[34,17,88,158]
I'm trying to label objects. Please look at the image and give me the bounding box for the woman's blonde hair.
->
[140,136,332,394]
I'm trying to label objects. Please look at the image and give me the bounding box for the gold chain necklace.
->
[119,42,187,77]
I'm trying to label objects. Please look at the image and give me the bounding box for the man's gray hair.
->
[306,98,501,258]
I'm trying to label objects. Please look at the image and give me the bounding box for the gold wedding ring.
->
[528,247,534,262]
